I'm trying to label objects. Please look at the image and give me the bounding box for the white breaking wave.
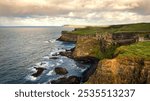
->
[43,39,56,44]
[43,56,49,60]
[49,48,66,56]
[80,68,87,72]
[35,61,49,68]
[43,41,49,44]
[56,62,61,66]
[46,70,55,76]
[49,63,55,67]
[58,59,64,63]
[26,75,37,81]
[49,39,56,43]
[29,67,37,72]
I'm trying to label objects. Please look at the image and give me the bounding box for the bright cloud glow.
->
[0,0,150,26]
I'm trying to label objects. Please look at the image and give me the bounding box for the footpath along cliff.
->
[58,24,150,84]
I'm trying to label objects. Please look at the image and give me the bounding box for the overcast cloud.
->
[0,0,150,26]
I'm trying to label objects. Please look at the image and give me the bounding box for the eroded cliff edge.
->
[87,57,150,84]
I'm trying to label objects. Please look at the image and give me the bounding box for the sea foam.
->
[46,70,55,76]
[26,75,37,81]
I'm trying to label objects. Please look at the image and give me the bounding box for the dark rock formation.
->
[112,33,138,46]
[50,48,74,59]
[82,59,99,82]
[54,67,68,75]
[76,57,95,64]
[112,33,138,40]
[49,57,59,60]
[59,51,73,58]
[32,67,46,77]
[51,76,81,84]
[57,33,78,42]
[115,39,137,46]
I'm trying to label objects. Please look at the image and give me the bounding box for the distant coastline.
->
[63,25,87,28]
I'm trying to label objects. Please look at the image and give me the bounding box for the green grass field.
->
[65,23,150,35]
[114,41,150,60]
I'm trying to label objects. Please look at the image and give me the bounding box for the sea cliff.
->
[58,23,150,84]
[87,55,150,84]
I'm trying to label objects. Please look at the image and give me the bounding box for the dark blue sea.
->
[0,26,87,84]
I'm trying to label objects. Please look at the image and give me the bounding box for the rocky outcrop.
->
[57,32,78,42]
[51,76,81,84]
[87,58,150,84]
[73,37,102,59]
[72,34,118,61]
[32,67,46,77]
[82,59,99,82]
[59,51,73,58]
[58,30,150,45]
[112,33,138,40]
[54,67,68,75]
[58,31,98,42]
[112,33,138,46]
[140,60,150,83]
[49,57,59,60]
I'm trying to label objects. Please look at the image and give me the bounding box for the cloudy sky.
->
[0,0,150,26]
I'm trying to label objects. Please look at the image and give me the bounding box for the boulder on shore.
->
[59,51,73,58]
[54,67,68,75]
[32,67,46,77]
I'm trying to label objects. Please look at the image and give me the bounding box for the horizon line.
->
[0,25,62,27]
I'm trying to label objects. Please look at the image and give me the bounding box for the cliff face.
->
[72,34,117,60]
[58,33,78,42]
[112,33,138,46]
[58,32,139,45]
[58,30,150,84]
[73,37,101,59]
[87,58,150,84]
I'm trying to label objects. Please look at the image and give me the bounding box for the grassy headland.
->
[64,23,150,35]
[60,23,150,84]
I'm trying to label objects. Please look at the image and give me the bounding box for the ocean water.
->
[0,27,87,84]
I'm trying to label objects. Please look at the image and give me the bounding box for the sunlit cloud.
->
[0,0,149,26]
